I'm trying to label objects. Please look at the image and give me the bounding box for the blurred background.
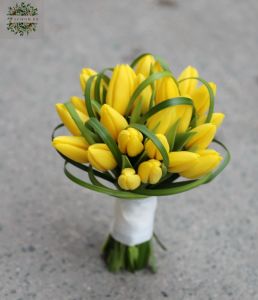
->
[0,0,258,299]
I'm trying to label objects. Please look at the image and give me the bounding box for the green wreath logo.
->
[7,2,38,36]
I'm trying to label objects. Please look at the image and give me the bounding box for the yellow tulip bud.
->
[196,113,225,129]
[138,159,162,184]
[180,149,222,179]
[145,134,169,160]
[100,104,128,140]
[168,151,199,173]
[191,83,216,116]
[135,54,155,77]
[106,64,136,115]
[156,76,179,104]
[133,73,152,114]
[88,144,117,171]
[210,113,225,128]
[80,68,97,95]
[70,96,88,115]
[56,103,89,136]
[178,66,199,96]
[52,136,89,163]
[118,128,144,157]
[118,168,141,190]
[185,123,216,150]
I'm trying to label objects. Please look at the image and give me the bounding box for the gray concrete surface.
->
[0,0,258,299]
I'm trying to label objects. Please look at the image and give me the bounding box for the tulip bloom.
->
[52,136,89,163]
[100,104,128,140]
[138,159,162,184]
[180,149,222,179]
[118,128,144,157]
[168,151,200,173]
[145,134,169,160]
[88,144,117,171]
[133,73,152,114]
[56,103,89,136]
[191,83,216,116]
[70,96,88,115]
[155,76,179,104]
[185,123,216,150]
[80,68,97,96]
[106,64,136,115]
[197,113,225,129]
[118,168,141,190]
[135,54,155,77]
[178,66,199,96]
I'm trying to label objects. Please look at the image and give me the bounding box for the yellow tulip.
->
[52,136,89,163]
[118,168,141,190]
[100,104,128,140]
[148,75,192,134]
[145,134,169,160]
[138,159,162,184]
[56,103,89,136]
[180,149,222,179]
[196,113,225,129]
[80,68,97,96]
[168,151,200,173]
[118,128,144,157]
[88,144,117,171]
[133,73,152,114]
[210,113,225,128]
[191,83,216,116]
[70,96,87,115]
[155,76,179,104]
[185,123,216,150]
[135,54,155,77]
[178,66,199,96]
[106,64,136,115]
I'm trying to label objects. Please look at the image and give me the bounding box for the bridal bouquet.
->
[51,53,230,272]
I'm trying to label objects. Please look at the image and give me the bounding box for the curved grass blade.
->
[64,103,96,144]
[126,71,180,116]
[205,139,231,183]
[139,97,193,123]
[130,52,152,68]
[64,161,146,199]
[130,123,169,168]
[94,69,110,104]
[84,75,97,118]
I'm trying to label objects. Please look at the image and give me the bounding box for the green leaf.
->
[173,131,196,151]
[64,161,146,199]
[205,139,231,183]
[87,118,122,167]
[165,119,180,151]
[139,97,193,124]
[64,103,95,144]
[84,75,97,118]
[122,155,133,169]
[126,71,180,116]
[130,123,169,168]
[94,69,110,104]
[130,97,144,124]
[178,77,215,123]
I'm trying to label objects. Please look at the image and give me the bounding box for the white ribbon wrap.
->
[111,196,158,246]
